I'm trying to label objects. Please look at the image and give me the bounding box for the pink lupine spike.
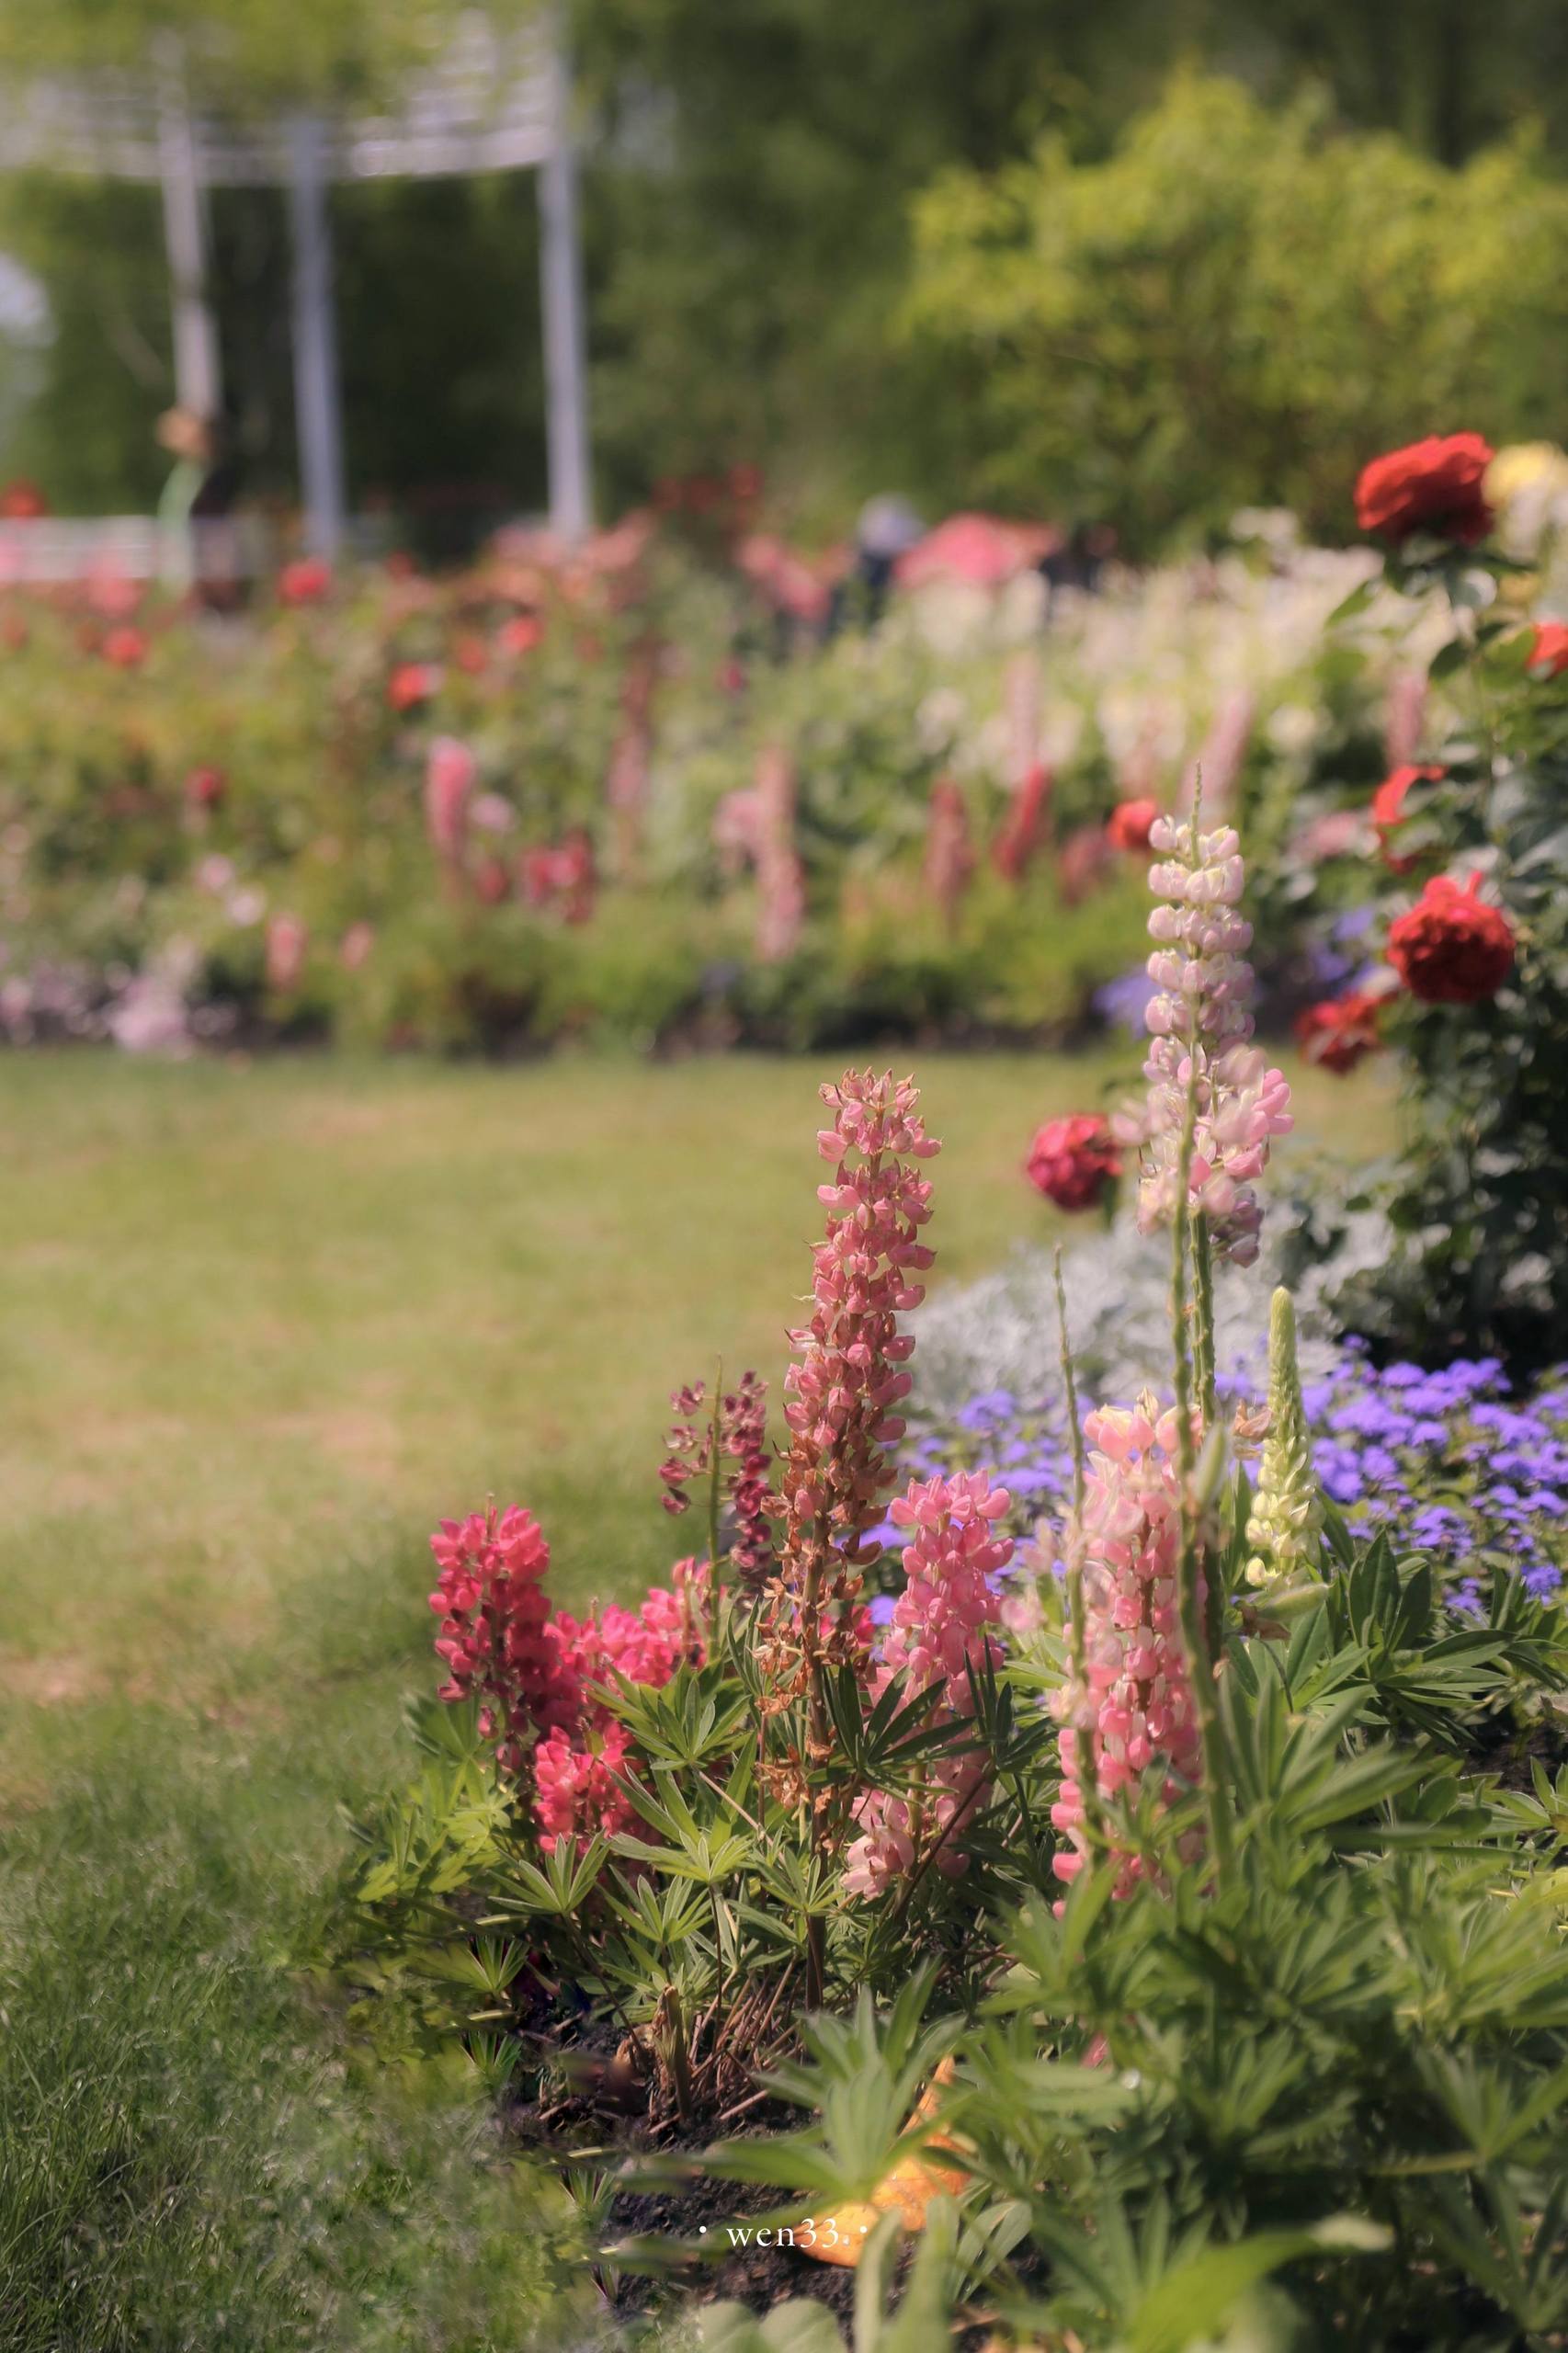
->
[844,1467,1010,1898]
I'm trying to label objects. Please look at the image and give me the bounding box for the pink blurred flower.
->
[993,760,1051,881]
[265,911,308,992]
[753,745,806,963]
[424,735,476,862]
[924,776,973,929]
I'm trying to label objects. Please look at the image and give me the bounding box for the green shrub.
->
[906,74,1568,549]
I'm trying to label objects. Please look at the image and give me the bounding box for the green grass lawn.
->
[0,1047,1390,2350]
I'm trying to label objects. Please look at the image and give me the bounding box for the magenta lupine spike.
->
[658,1371,775,1586]
[844,1469,1011,1897]
[1050,1395,1207,1900]
[759,1070,939,1700]
[1127,813,1292,1267]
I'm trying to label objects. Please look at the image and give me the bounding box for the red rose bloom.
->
[1387,873,1515,1005]
[1107,797,1158,852]
[278,556,332,606]
[1370,762,1444,874]
[102,625,147,668]
[1354,433,1494,546]
[388,661,440,711]
[1528,620,1568,676]
[1025,1113,1121,1211]
[1293,988,1382,1074]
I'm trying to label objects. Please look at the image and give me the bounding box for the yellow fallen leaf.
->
[800,2062,969,2268]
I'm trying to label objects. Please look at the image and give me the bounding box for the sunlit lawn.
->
[0,1047,1390,2348]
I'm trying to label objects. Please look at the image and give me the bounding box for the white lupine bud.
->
[1244,1290,1325,1588]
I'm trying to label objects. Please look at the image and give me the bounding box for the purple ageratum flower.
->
[1093,964,1159,1039]
[900,1349,1568,1620]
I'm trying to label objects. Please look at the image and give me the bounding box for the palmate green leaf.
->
[1121,2214,1390,2353]
[701,2292,847,2353]
[478,1833,608,1923]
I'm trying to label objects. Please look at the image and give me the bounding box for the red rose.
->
[388,661,440,711]
[1528,620,1568,676]
[102,626,148,668]
[1025,1113,1121,1212]
[1107,797,1158,852]
[278,556,332,606]
[1354,433,1494,546]
[1370,763,1444,874]
[1387,872,1514,1004]
[1293,988,1382,1074]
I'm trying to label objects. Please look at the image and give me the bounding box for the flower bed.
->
[0,502,1412,1057]
[329,743,1568,2342]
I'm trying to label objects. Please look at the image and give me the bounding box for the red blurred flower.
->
[1293,988,1382,1074]
[473,856,510,904]
[1107,796,1158,852]
[496,611,543,657]
[101,626,148,668]
[1388,873,1515,1004]
[278,556,332,606]
[0,478,48,519]
[388,661,440,711]
[184,765,225,811]
[1528,620,1568,676]
[1025,1113,1121,1211]
[451,631,489,676]
[1354,433,1494,546]
[1371,762,1444,873]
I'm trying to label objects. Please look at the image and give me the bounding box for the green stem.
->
[1171,1064,1234,1884]
[1190,1214,1225,1658]
[1053,1245,1105,1859]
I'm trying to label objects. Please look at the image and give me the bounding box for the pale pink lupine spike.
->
[845,1467,1010,1897]
[1126,814,1291,1266]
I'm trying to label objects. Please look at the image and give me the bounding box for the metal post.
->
[154,40,222,424]
[538,42,592,541]
[287,113,347,559]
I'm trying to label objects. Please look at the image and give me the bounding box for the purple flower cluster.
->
[896,1350,1568,1609]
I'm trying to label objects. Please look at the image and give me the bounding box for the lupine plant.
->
[335,811,1568,2346]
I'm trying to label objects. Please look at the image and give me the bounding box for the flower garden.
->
[6,435,1568,2350]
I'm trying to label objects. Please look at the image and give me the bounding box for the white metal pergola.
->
[0,12,592,555]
